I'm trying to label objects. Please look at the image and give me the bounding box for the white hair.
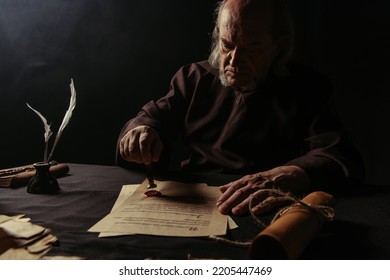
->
[208,0,295,77]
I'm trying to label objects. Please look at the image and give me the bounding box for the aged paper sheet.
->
[89,180,229,237]
[96,184,138,237]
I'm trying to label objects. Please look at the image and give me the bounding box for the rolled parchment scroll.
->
[0,163,69,188]
[249,191,335,259]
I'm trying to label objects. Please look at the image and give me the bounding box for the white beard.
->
[219,71,258,92]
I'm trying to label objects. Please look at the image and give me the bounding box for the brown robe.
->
[117,60,364,188]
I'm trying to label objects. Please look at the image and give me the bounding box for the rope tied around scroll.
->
[249,188,335,229]
[210,188,335,248]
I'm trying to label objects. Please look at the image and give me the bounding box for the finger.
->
[217,181,244,206]
[129,132,143,163]
[119,136,127,158]
[230,196,252,216]
[230,188,274,216]
[151,138,163,162]
[220,173,266,194]
[220,185,273,215]
[218,187,250,215]
[219,183,230,193]
[120,133,134,160]
[139,131,154,164]
[250,196,288,216]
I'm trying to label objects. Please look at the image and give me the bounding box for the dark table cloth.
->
[0,163,389,259]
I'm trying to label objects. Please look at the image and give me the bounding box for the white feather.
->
[26,103,53,142]
[26,103,53,162]
[48,79,77,162]
[58,78,77,133]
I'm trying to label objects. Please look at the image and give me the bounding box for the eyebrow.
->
[220,37,262,47]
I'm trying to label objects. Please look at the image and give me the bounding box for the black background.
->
[1,0,389,185]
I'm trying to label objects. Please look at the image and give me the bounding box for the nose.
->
[229,47,243,67]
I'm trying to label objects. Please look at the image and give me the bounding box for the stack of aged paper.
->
[89,180,236,237]
[0,214,58,259]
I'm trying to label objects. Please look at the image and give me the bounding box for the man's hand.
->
[119,125,163,164]
[217,165,310,216]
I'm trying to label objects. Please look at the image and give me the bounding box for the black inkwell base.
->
[27,162,60,194]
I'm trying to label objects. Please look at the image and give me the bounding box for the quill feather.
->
[47,79,77,162]
[26,103,53,162]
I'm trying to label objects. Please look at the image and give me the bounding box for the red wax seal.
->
[144,190,162,197]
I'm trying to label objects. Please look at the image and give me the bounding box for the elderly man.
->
[117,0,364,216]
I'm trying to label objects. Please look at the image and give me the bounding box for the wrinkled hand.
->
[119,125,163,164]
[217,165,310,216]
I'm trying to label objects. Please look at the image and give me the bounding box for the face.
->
[218,7,281,90]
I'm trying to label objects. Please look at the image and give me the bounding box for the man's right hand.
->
[119,125,163,164]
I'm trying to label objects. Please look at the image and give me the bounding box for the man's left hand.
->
[217,165,310,216]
